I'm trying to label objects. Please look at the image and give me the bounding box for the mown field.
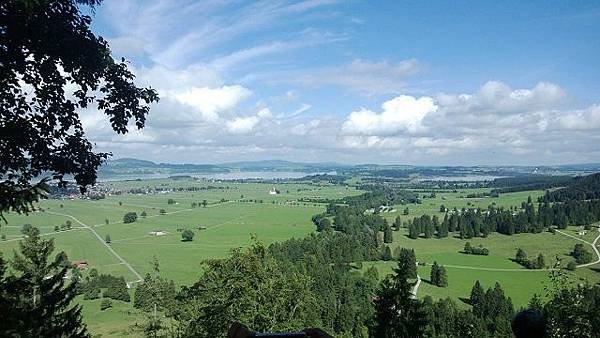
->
[1,178,599,336]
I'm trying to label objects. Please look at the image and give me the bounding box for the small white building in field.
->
[269,188,279,195]
[149,230,168,236]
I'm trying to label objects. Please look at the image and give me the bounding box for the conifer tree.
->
[0,227,89,337]
[371,259,428,337]
[383,224,393,243]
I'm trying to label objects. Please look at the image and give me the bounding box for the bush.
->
[567,261,577,271]
[572,243,594,264]
[463,242,489,256]
[123,212,138,224]
[181,229,195,242]
[100,299,112,311]
[102,276,131,302]
[83,286,100,300]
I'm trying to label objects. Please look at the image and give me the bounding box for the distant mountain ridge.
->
[99,157,600,179]
[99,158,341,177]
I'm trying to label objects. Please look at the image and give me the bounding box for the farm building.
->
[72,260,88,270]
[149,230,168,236]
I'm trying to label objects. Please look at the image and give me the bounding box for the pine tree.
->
[436,266,448,287]
[1,227,89,337]
[515,248,527,264]
[470,280,485,316]
[371,259,428,337]
[409,222,420,239]
[396,248,418,279]
[430,261,440,285]
[383,224,393,243]
[381,246,393,261]
[393,215,402,230]
[536,253,545,269]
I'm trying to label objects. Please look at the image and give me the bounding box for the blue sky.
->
[82,0,600,165]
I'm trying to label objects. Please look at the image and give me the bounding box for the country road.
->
[46,211,144,286]
[555,226,600,268]
[411,274,421,299]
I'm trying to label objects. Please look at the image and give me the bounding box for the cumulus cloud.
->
[342,95,437,136]
[558,105,600,130]
[437,81,566,115]
[226,116,260,134]
[337,81,600,164]
[172,85,251,121]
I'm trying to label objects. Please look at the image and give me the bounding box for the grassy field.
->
[1,178,599,335]
[365,225,600,308]
[379,188,546,224]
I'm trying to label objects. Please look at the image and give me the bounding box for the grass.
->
[1,178,599,335]
[365,224,600,308]
[379,189,546,224]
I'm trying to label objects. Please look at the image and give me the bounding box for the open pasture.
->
[380,188,546,223]
[0,178,353,284]
[2,179,599,335]
[365,224,600,307]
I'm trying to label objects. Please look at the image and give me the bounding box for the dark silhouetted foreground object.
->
[0,0,159,221]
[228,322,333,338]
[511,310,546,338]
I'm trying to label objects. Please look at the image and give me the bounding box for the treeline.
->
[297,174,347,184]
[347,185,419,208]
[407,197,600,239]
[541,173,600,202]
[77,270,131,302]
[488,175,572,194]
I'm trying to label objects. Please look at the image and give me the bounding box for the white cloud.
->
[342,95,437,136]
[135,64,222,91]
[257,108,273,118]
[437,81,566,115]
[226,116,260,134]
[336,81,600,165]
[558,104,600,130]
[296,58,423,95]
[290,119,321,135]
[173,85,251,121]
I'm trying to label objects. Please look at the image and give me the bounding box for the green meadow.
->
[365,225,600,308]
[1,178,599,335]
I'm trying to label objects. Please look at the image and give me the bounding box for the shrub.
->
[100,299,112,311]
[123,212,138,224]
[181,229,195,242]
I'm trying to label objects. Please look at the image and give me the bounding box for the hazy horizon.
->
[106,156,600,168]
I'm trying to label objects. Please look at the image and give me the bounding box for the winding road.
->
[555,226,600,268]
